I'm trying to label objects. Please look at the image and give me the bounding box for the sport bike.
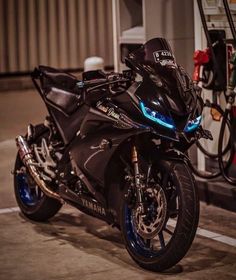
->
[13,38,211,272]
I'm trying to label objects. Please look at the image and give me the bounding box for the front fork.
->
[131,145,145,213]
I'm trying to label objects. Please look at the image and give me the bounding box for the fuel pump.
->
[192,0,236,184]
[219,51,236,184]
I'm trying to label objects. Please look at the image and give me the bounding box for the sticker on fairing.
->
[153,50,176,67]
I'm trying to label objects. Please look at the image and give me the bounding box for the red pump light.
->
[192,49,210,82]
[193,49,210,64]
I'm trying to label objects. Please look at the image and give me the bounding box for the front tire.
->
[120,160,199,272]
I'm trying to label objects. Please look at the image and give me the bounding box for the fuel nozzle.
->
[229,52,236,91]
[225,52,236,111]
[192,49,210,83]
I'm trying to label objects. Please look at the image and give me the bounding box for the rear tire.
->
[120,160,199,272]
[14,124,62,222]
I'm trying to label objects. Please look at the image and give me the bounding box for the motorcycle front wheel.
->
[120,160,199,272]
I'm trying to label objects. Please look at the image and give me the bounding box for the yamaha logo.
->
[81,198,106,216]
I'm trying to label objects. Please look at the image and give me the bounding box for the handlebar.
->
[31,67,134,101]
[77,73,131,94]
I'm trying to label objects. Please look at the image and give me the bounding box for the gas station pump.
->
[193,0,236,184]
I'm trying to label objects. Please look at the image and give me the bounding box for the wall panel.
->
[0,0,6,72]
[18,0,27,71]
[7,0,17,71]
[0,0,113,74]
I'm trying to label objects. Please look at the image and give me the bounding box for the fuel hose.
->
[218,106,236,184]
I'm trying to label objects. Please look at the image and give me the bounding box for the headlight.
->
[184,116,202,132]
[140,102,175,130]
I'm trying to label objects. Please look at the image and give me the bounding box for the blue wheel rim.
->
[124,205,160,258]
[17,173,41,206]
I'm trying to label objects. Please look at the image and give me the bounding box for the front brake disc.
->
[132,185,167,239]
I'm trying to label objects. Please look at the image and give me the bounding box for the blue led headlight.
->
[140,101,175,130]
[184,115,202,132]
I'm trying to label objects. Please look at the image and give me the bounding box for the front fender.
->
[151,148,190,164]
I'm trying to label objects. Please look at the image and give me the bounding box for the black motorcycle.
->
[13,38,210,272]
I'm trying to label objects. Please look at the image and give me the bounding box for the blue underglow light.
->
[184,115,202,132]
[140,101,175,130]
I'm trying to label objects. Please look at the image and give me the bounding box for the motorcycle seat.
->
[45,87,83,116]
[38,65,82,95]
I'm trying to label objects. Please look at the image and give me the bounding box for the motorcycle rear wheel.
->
[14,124,62,222]
[120,160,199,272]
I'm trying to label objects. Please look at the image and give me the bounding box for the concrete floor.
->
[1,89,236,280]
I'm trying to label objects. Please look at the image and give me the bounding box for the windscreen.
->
[126,38,177,76]
[126,38,198,117]
[126,37,193,96]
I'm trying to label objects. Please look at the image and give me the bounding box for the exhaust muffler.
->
[16,135,64,204]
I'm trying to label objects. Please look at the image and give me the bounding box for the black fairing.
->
[125,38,203,131]
[34,65,88,144]
[28,38,207,226]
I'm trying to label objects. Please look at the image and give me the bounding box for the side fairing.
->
[69,107,149,185]
[48,104,89,144]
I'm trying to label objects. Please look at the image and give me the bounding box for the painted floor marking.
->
[0,139,15,148]
[168,218,236,248]
[0,207,235,247]
[0,207,20,214]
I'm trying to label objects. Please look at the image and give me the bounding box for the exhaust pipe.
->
[16,135,64,204]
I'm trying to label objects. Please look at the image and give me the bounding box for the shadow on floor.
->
[19,210,236,276]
